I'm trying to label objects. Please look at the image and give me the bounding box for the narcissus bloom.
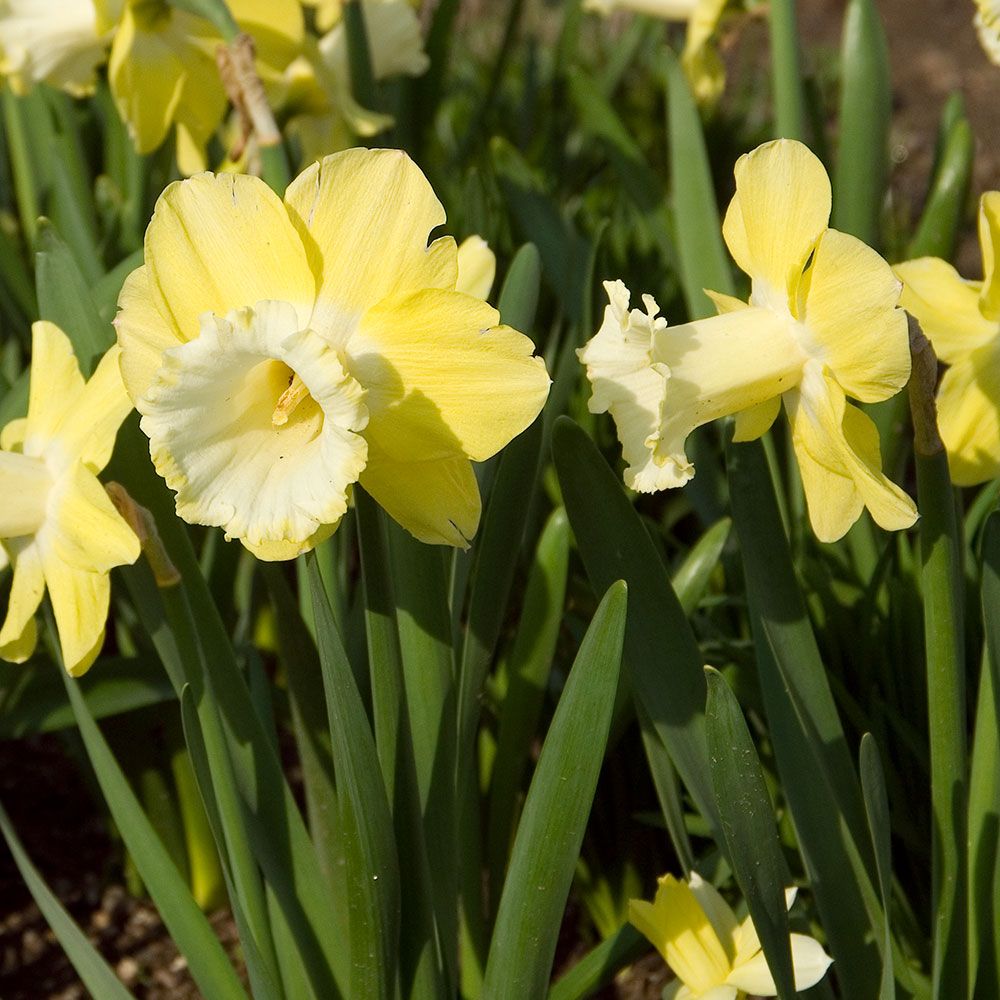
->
[115,148,549,559]
[579,139,917,542]
[896,192,1000,484]
[629,873,832,999]
[282,0,428,165]
[583,0,729,103]
[975,0,1000,63]
[456,236,497,301]
[108,0,303,174]
[0,323,139,676]
[0,0,116,95]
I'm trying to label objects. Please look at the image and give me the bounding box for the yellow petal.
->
[0,417,27,451]
[787,363,917,542]
[936,347,1000,486]
[50,462,141,574]
[0,451,51,538]
[628,874,731,993]
[687,872,739,962]
[351,287,549,463]
[732,396,781,442]
[115,264,185,403]
[241,523,339,561]
[722,139,831,312]
[359,443,481,548]
[23,321,85,454]
[456,235,497,301]
[140,301,367,550]
[57,344,133,473]
[142,172,316,350]
[681,0,728,105]
[800,228,910,403]
[895,257,995,364]
[0,540,44,663]
[107,3,187,155]
[705,288,749,315]
[41,552,109,676]
[283,148,457,325]
[230,0,304,71]
[578,281,685,492]
[978,191,1000,321]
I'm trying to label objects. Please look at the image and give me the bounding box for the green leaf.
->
[913,446,968,997]
[0,655,175,738]
[859,734,895,1000]
[671,516,730,616]
[354,491,443,1000]
[486,507,570,894]
[497,242,542,336]
[482,581,627,1000]
[547,923,646,1000]
[705,667,795,999]
[552,417,720,833]
[664,48,734,314]
[970,512,1000,996]
[35,218,113,376]
[0,800,136,1000]
[58,665,248,1000]
[307,552,400,1000]
[726,436,883,997]
[907,115,974,261]
[833,0,891,247]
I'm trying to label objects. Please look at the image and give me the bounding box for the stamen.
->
[272,373,310,426]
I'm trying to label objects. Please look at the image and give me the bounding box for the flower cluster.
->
[0,0,428,173]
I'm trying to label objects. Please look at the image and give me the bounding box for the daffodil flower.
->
[115,147,549,559]
[975,0,1000,64]
[0,0,117,96]
[895,192,1000,484]
[629,872,832,999]
[583,0,730,104]
[282,0,428,166]
[0,322,139,676]
[579,139,917,543]
[108,0,303,174]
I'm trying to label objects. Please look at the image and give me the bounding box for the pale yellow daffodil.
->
[975,0,1000,64]
[579,138,917,543]
[108,0,303,174]
[0,0,118,96]
[895,192,1000,485]
[283,0,428,165]
[629,873,832,999]
[584,0,729,104]
[0,323,139,676]
[114,147,549,559]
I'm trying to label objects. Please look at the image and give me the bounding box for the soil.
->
[2,2,997,998]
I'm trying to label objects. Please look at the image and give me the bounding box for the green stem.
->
[768,0,807,140]
[2,90,40,247]
[908,322,968,999]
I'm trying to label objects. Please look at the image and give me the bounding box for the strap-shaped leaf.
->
[482,580,627,1000]
[307,552,401,1000]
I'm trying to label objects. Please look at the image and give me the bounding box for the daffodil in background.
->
[974,0,1000,64]
[583,0,730,104]
[456,235,497,300]
[281,0,428,166]
[0,323,139,676]
[0,0,118,95]
[108,0,303,174]
[896,192,1000,484]
[115,147,549,559]
[629,873,832,999]
[579,139,917,542]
